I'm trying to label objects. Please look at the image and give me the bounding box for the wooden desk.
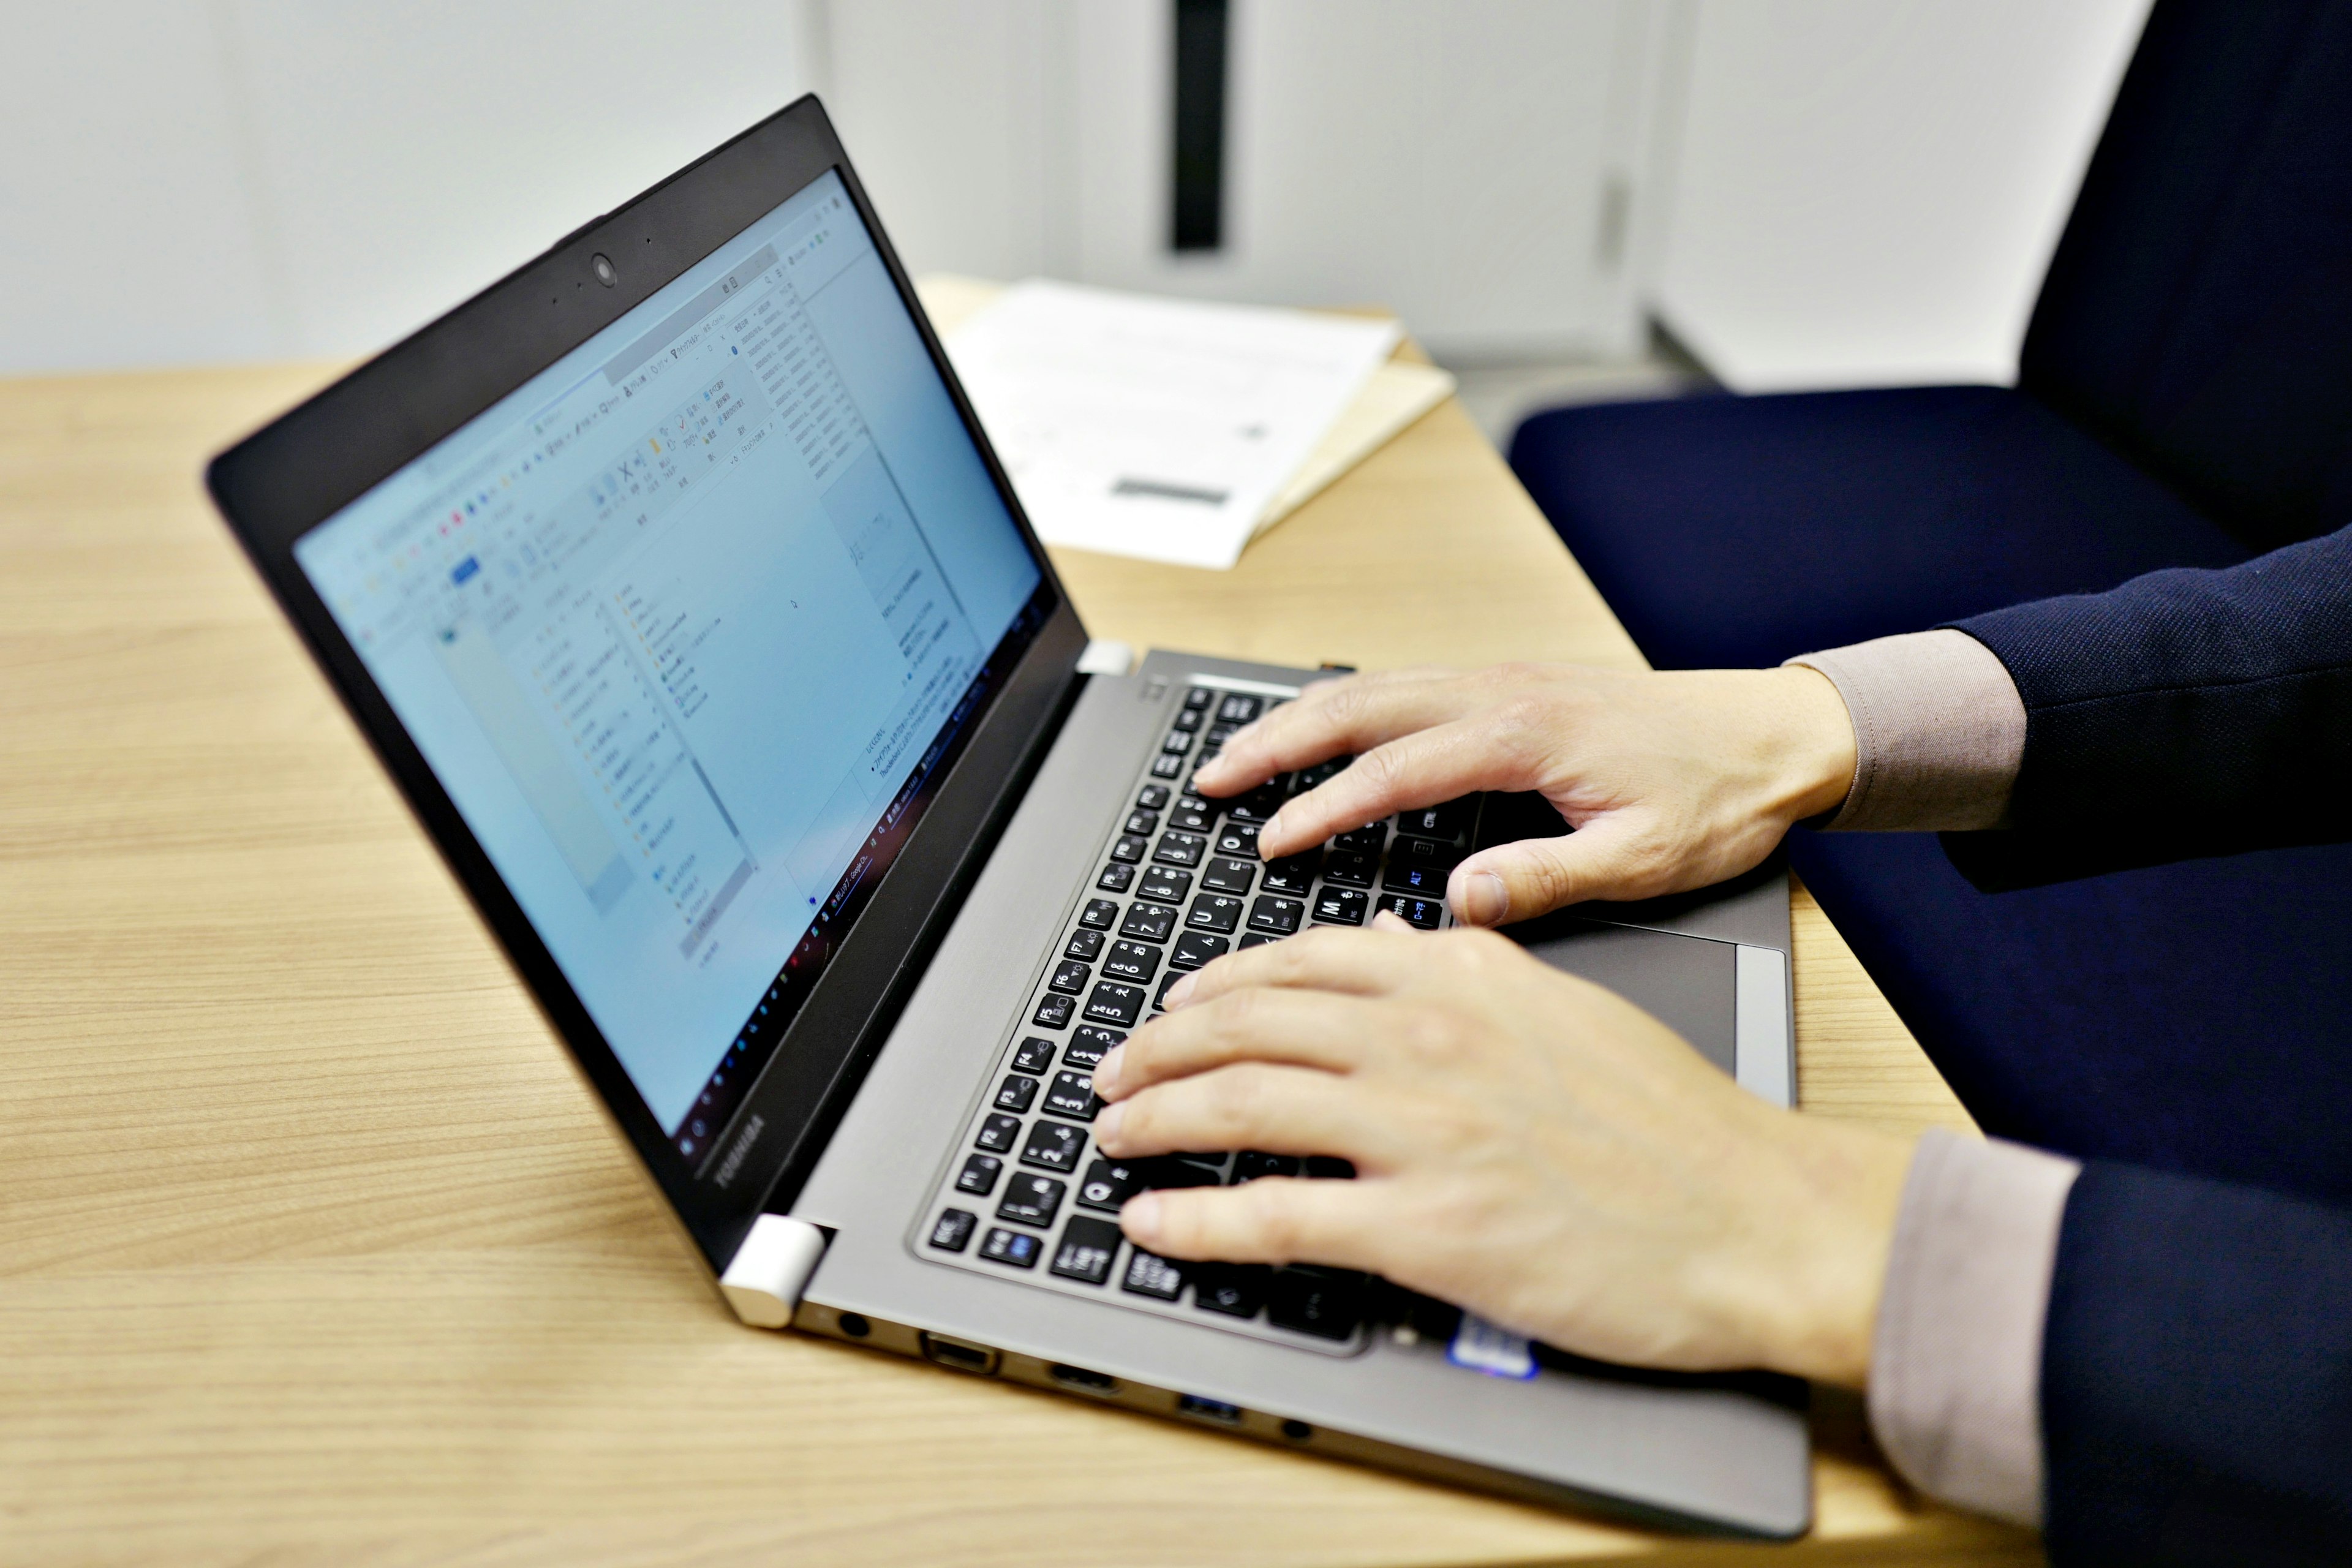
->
[0,357,2032,1564]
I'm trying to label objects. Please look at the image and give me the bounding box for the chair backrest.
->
[2021,0,2352,552]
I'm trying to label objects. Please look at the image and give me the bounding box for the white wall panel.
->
[1654,0,2154,391]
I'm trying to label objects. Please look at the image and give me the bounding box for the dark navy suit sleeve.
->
[2041,1164,2352,1564]
[1940,522,2352,889]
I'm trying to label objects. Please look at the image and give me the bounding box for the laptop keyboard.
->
[913,677,1476,1355]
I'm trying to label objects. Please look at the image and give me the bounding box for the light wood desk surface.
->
[0,352,2032,1565]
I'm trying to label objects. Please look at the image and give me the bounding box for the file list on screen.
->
[296,172,1041,1153]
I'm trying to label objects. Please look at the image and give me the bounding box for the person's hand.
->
[1191,663,1856,926]
[1091,919,1915,1385]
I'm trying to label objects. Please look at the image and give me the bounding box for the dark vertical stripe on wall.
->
[1171,0,1229,251]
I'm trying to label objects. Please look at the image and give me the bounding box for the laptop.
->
[206,96,1811,1538]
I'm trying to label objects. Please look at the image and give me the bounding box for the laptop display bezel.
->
[206,95,1088,1273]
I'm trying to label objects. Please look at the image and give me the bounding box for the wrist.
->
[1742,1118,1917,1387]
[1769,666,1860,824]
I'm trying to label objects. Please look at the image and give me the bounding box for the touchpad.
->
[1506,915,1738,1077]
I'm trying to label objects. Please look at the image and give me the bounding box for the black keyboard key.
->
[1065,1025,1123,1069]
[1267,1266,1365,1340]
[1200,856,1256,895]
[1076,1158,1144,1211]
[1125,809,1161,835]
[929,1208,977,1252]
[1119,902,1177,942]
[1045,1068,1104,1121]
[1171,930,1229,970]
[1122,1249,1188,1300]
[1233,1150,1301,1182]
[1380,862,1447,897]
[976,1112,1022,1153]
[1050,1216,1125,1285]
[1166,728,1197,753]
[1079,897,1120,930]
[1320,850,1376,887]
[1213,823,1260,859]
[1153,832,1206,867]
[1186,894,1244,934]
[1204,723,1239,747]
[1261,853,1319,894]
[1103,939,1161,984]
[1138,866,1193,904]
[1305,1156,1357,1180]
[1172,706,1203,733]
[1137,784,1171,810]
[956,1153,1003,1196]
[1215,693,1262,724]
[1083,982,1145,1028]
[1064,928,1106,962]
[1194,1263,1272,1317]
[1376,893,1446,930]
[1012,1036,1058,1073]
[1111,834,1149,864]
[1225,786,1286,824]
[1295,756,1349,790]
[1333,824,1387,855]
[1153,970,1186,1012]
[1392,834,1464,872]
[1395,799,1474,842]
[1147,1157,1223,1189]
[1049,959,1091,993]
[981,1226,1042,1267]
[995,1074,1040,1112]
[1021,1118,1087,1172]
[1150,753,1185,778]
[1247,896,1303,935]
[1096,863,1135,893]
[997,1172,1067,1228]
[1167,804,1214,834]
[1312,888,1368,925]
[1183,686,1213,711]
[1238,933,1278,949]
[1032,993,1075,1028]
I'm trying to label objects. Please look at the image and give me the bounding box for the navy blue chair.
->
[1508,0,2352,1205]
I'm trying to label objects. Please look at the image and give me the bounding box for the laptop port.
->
[919,1332,1000,1376]
[1177,1394,1243,1426]
[1049,1363,1120,1395]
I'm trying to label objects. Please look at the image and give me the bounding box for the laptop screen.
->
[294,169,1045,1163]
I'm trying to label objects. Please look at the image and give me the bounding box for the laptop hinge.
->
[718,1214,830,1328]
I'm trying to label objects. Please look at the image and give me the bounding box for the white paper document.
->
[943,280,1403,570]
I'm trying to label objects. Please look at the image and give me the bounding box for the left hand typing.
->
[1090,918,1915,1385]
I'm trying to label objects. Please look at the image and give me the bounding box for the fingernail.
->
[1095,1101,1127,1149]
[1164,973,1197,1009]
[1121,1190,1164,1245]
[1457,871,1508,926]
[1093,1044,1124,1096]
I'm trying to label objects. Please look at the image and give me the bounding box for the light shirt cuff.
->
[1869,1128,2081,1526]
[1787,629,2026,831]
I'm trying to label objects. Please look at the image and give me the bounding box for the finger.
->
[1370,908,1417,933]
[1121,1175,1389,1270]
[1166,922,1426,1011]
[1095,1061,1406,1167]
[1259,717,1537,859]
[1446,812,1656,925]
[1094,986,1390,1100]
[1193,668,1467,796]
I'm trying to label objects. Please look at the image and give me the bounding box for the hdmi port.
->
[919,1332,1000,1376]
[1177,1394,1244,1425]
[1050,1363,1120,1395]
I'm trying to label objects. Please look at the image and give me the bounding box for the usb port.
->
[1049,1363,1120,1395]
[1177,1393,1243,1425]
[919,1332,1000,1376]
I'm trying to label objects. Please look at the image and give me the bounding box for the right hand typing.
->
[1189,662,1858,926]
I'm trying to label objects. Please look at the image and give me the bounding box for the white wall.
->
[1,1,810,374]
[1653,0,2155,391]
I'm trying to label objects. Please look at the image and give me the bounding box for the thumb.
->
[1446,815,1659,925]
